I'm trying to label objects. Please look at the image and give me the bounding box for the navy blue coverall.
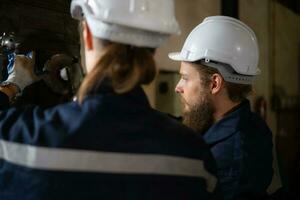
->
[202,100,273,200]
[0,83,219,200]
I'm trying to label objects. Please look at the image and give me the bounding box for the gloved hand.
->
[5,52,40,91]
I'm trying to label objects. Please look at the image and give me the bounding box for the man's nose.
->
[175,84,183,94]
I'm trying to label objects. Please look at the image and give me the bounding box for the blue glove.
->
[7,52,16,75]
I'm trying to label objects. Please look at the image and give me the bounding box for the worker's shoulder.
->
[149,108,193,133]
[149,109,210,151]
[240,111,273,139]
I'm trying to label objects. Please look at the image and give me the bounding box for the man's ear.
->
[210,73,224,95]
[82,21,93,50]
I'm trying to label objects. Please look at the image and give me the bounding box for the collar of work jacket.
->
[87,78,151,109]
[203,100,251,146]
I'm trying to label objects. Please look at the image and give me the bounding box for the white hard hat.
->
[71,0,180,48]
[169,16,260,84]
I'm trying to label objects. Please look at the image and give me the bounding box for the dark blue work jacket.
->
[202,100,273,200]
[0,84,219,200]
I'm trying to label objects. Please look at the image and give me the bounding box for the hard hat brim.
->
[168,52,185,61]
[168,52,198,62]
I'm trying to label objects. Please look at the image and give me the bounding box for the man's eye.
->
[181,77,188,81]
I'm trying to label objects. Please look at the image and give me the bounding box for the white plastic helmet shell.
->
[71,0,180,48]
[169,16,260,81]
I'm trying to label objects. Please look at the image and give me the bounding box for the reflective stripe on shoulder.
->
[0,139,217,192]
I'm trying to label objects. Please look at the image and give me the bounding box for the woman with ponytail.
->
[0,1,219,199]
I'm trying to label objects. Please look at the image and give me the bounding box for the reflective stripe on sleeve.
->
[0,139,217,192]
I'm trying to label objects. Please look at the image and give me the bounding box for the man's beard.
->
[181,93,215,135]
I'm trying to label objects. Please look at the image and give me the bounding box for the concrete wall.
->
[239,0,277,131]
[155,0,221,72]
[239,0,300,130]
[274,3,300,96]
[239,0,300,194]
[272,3,300,195]
[155,72,181,116]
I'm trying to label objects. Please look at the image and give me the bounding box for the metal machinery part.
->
[42,54,82,95]
[0,32,18,81]
[1,32,84,96]
[0,32,19,53]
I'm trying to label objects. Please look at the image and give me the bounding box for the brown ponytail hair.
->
[77,41,156,103]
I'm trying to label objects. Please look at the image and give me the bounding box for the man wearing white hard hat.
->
[0,1,221,199]
[169,16,273,199]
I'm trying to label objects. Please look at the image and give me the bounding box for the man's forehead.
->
[180,62,200,75]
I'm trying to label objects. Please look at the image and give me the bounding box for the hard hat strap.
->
[200,59,254,85]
